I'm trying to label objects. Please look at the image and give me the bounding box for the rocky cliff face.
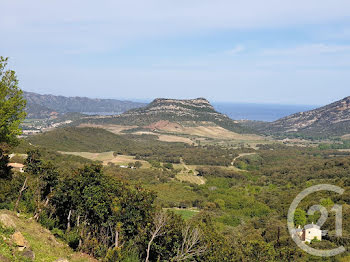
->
[262,96,350,137]
[122,98,224,120]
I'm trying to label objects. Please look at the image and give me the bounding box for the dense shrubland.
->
[1,148,305,261]
[16,131,350,260]
[28,127,239,166]
[4,58,350,260]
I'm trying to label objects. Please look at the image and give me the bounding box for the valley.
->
[2,4,350,260]
[3,91,350,261]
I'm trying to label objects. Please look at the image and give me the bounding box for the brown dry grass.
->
[80,120,269,148]
[143,121,262,140]
[0,210,96,262]
[8,163,24,168]
[78,124,138,134]
[59,151,151,168]
[341,134,350,140]
[175,173,206,185]
[156,134,193,144]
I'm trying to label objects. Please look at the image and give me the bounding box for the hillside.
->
[0,210,96,262]
[81,98,249,133]
[251,96,350,138]
[25,102,58,119]
[24,91,145,118]
[27,127,132,152]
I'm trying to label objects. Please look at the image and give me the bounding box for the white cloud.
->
[2,1,350,104]
[1,0,350,50]
[226,45,245,55]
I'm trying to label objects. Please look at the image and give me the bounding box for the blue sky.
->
[1,0,350,105]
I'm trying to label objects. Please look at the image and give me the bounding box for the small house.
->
[295,223,322,243]
[304,223,322,242]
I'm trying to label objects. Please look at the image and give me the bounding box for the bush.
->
[218,214,241,227]
[104,245,140,262]
[51,228,64,239]
[163,163,173,170]
[39,211,57,230]
[65,231,80,250]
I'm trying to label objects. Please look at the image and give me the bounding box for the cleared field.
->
[341,134,350,140]
[80,124,195,145]
[59,151,150,168]
[180,126,260,140]
[164,208,199,220]
[143,121,263,140]
[337,149,350,152]
[132,131,194,144]
[78,124,138,133]
[176,173,205,185]
[157,134,193,144]
[174,159,206,185]
[80,122,267,143]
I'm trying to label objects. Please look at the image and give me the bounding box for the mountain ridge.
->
[24,91,146,118]
[254,96,350,137]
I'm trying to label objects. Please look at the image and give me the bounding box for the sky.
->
[1,1,350,105]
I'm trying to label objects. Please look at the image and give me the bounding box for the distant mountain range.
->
[24,91,350,138]
[82,97,249,133]
[246,96,350,138]
[23,91,146,118]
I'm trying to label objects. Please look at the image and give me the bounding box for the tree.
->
[24,149,42,175]
[134,161,142,169]
[145,211,169,262]
[294,208,306,227]
[171,225,206,262]
[239,240,277,261]
[0,148,11,179]
[163,163,174,170]
[0,57,26,147]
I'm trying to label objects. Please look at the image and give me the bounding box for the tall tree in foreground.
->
[0,56,26,208]
[0,56,26,147]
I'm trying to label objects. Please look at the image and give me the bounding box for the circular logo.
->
[287,184,345,257]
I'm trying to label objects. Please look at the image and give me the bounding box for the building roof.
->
[304,223,320,230]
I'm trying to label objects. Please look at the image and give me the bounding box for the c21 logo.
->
[288,184,345,257]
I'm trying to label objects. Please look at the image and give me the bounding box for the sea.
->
[212,103,318,122]
[81,102,318,123]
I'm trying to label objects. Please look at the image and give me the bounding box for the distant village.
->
[20,119,72,137]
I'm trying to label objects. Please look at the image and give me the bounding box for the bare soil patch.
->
[78,124,138,134]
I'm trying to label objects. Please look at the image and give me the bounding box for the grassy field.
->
[174,159,206,185]
[146,181,204,207]
[78,123,138,134]
[175,173,205,185]
[78,122,271,148]
[0,210,96,262]
[165,208,199,220]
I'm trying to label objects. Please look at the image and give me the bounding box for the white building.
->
[304,223,322,242]
[296,223,322,243]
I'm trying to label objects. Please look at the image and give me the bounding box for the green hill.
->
[79,98,250,134]
[27,127,131,152]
